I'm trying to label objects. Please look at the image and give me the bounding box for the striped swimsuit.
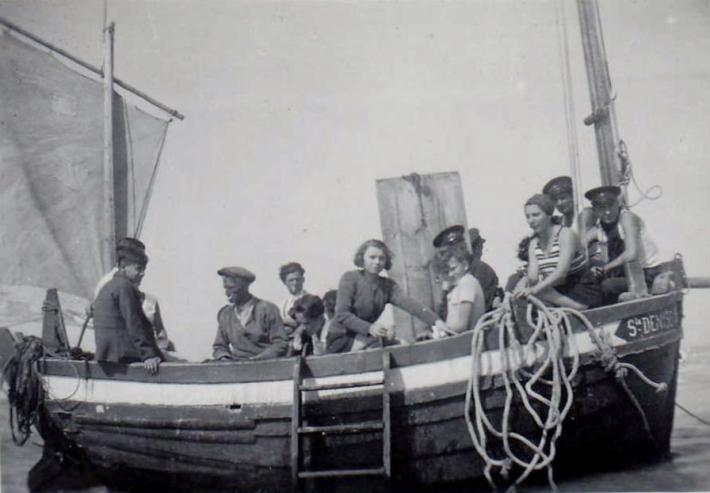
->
[534,226,587,279]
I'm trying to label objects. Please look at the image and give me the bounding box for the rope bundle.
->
[464,295,668,492]
[2,335,47,445]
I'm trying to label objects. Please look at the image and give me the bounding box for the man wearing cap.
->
[93,248,163,374]
[584,185,662,303]
[213,267,289,361]
[432,226,499,312]
[542,176,597,232]
[92,237,177,356]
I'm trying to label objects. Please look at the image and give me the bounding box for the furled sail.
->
[0,24,172,336]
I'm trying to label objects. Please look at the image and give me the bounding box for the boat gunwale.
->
[39,291,683,384]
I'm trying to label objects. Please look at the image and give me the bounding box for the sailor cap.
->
[584,185,622,204]
[542,176,573,196]
[433,225,466,248]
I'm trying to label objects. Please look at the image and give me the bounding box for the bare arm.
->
[446,302,472,333]
[526,239,539,285]
[603,211,641,273]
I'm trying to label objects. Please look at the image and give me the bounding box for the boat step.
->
[299,379,384,392]
[298,467,386,479]
[298,421,383,434]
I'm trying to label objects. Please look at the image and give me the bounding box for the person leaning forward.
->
[93,249,162,374]
[212,266,289,361]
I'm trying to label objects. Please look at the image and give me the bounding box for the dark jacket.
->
[93,272,162,363]
[213,297,289,361]
[327,270,439,353]
[470,260,499,311]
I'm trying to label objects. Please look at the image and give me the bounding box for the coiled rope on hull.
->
[1,335,47,445]
[464,295,668,492]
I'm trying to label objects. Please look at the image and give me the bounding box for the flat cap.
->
[217,266,256,283]
[542,176,573,196]
[433,225,466,248]
[584,185,621,204]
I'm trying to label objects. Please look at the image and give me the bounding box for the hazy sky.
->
[1,0,708,360]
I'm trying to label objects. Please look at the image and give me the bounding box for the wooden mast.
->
[577,0,647,296]
[576,0,622,186]
[102,22,116,270]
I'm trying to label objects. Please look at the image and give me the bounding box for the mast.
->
[102,22,116,270]
[577,0,646,296]
[576,0,623,187]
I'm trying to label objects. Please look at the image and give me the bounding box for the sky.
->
[0,0,708,360]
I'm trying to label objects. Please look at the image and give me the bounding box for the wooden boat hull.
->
[27,292,682,491]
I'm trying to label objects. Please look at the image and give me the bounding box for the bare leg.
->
[535,287,588,310]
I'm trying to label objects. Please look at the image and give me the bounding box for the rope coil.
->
[465,295,668,492]
[2,336,47,445]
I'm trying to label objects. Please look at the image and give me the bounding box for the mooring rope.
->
[464,295,669,492]
[1,335,47,445]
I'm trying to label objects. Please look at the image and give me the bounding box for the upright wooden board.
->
[376,172,468,341]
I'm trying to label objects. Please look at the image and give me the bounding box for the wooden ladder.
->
[291,351,392,492]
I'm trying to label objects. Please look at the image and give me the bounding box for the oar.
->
[75,313,92,349]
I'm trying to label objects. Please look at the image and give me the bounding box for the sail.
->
[0,27,170,303]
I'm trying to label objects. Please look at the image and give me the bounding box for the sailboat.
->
[0,2,703,492]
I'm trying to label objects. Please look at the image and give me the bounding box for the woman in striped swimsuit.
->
[516,194,603,310]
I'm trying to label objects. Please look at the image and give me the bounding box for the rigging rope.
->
[617,140,664,207]
[554,0,584,217]
[464,294,669,492]
[1,336,47,446]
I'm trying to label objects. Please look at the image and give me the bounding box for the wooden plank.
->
[382,350,392,479]
[298,422,383,434]
[298,467,385,479]
[300,379,383,391]
[377,172,469,341]
[290,357,301,492]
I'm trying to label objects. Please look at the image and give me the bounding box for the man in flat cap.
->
[93,248,163,374]
[583,185,663,303]
[213,267,289,361]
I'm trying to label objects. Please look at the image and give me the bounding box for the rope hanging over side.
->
[464,295,669,492]
[1,335,47,446]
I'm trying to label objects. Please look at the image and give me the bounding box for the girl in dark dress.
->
[326,239,449,353]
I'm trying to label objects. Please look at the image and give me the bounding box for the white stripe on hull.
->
[44,324,624,407]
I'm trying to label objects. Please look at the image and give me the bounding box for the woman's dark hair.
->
[525,193,555,216]
[517,236,533,262]
[353,239,393,271]
[289,294,324,320]
[279,262,305,282]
